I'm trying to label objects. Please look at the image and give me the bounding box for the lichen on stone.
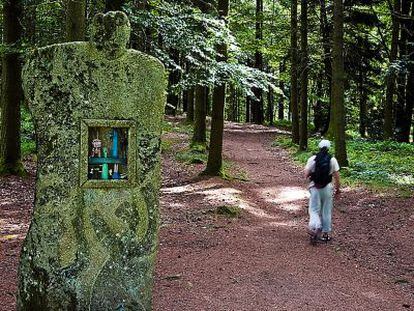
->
[18,11,166,311]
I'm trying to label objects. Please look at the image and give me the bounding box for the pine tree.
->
[0,0,25,175]
[331,0,348,166]
[299,0,308,151]
[205,0,230,175]
[66,0,86,41]
[290,0,300,144]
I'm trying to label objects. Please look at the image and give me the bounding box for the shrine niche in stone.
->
[81,119,136,188]
[17,11,166,311]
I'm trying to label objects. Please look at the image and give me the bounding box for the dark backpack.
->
[311,151,332,188]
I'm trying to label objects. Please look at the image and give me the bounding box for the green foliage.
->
[176,144,208,164]
[125,0,276,98]
[161,138,174,154]
[21,106,36,156]
[274,136,414,192]
[21,140,36,157]
[272,119,316,132]
[163,119,194,135]
[273,119,292,131]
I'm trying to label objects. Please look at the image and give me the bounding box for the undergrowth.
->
[273,135,414,195]
[21,107,36,157]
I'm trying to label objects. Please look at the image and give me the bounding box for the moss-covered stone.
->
[17,11,166,311]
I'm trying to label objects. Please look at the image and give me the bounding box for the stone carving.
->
[18,11,166,311]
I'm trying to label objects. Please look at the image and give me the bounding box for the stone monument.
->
[18,11,166,311]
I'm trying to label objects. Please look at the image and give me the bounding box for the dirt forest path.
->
[1,121,414,311]
[154,122,414,311]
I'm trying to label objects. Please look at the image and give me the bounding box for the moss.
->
[18,11,166,311]
[215,205,242,218]
[0,159,27,176]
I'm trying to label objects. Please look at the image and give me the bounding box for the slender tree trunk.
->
[192,85,207,144]
[403,2,414,141]
[267,85,275,125]
[278,85,284,120]
[291,0,300,143]
[278,61,285,120]
[299,0,308,151]
[384,0,400,139]
[234,88,242,122]
[252,0,264,124]
[246,96,251,122]
[395,0,410,142]
[131,1,151,52]
[331,0,348,166]
[205,0,229,175]
[358,70,367,138]
[228,83,236,121]
[205,86,211,116]
[183,90,188,113]
[104,0,124,11]
[0,0,24,175]
[320,0,333,135]
[187,88,195,122]
[24,5,36,45]
[166,49,180,115]
[66,0,86,41]
[314,73,324,132]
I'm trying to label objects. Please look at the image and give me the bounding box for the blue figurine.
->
[112,163,120,179]
[112,129,118,158]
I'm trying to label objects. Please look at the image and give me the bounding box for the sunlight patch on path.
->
[162,180,278,219]
[0,219,28,241]
[201,186,276,219]
[260,186,309,212]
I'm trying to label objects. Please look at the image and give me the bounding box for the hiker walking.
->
[304,139,340,244]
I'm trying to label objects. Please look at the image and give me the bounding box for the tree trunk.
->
[187,87,195,122]
[0,0,24,175]
[403,2,414,141]
[320,0,333,135]
[205,86,211,116]
[331,0,348,166]
[246,96,251,122]
[278,61,285,120]
[166,49,180,115]
[236,88,240,122]
[192,85,207,144]
[104,0,124,11]
[205,0,229,175]
[359,70,367,138]
[384,0,400,139]
[290,0,300,143]
[252,0,264,124]
[314,73,324,132]
[394,0,410,142]
[267,82,275,125]
[228,83,236,121]
[66,0,86,41]
[130,1,151,52]
[299,0,308,151]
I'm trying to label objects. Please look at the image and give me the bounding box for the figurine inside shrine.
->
[88,127,128,180]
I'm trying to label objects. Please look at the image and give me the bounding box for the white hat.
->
[318,139,331,149]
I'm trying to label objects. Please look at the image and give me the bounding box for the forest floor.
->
[1,120,414,310]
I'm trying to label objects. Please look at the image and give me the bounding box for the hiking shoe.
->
[319,233,332,243]
[307,229,321,246]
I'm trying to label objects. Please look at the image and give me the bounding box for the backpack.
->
[310,151,332,188]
